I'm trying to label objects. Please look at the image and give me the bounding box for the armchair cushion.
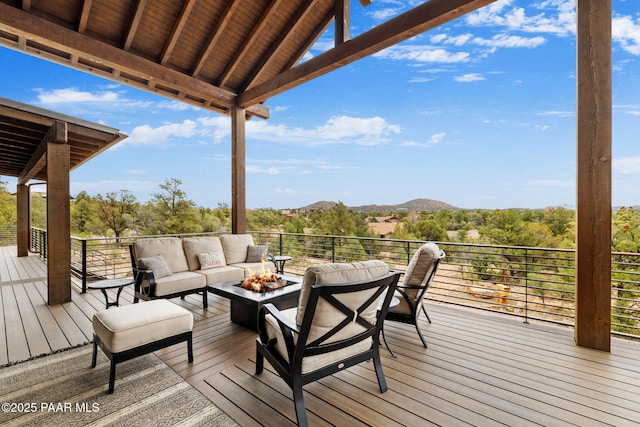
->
[137,255,172,278]
[401,242,441,301]
[296,260,389,326]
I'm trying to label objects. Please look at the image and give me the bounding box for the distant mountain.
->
[299,198,457,212]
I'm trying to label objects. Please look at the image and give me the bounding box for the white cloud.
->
[537,110,574,118]
[125,120,200,145]
[247,115,401,146]
[613,15,640,56]
[375,46,470,63]
[35,87,120,104]
[614,157,640,174]
[402,132,446,147]
[466,0,575,36]
[455,73,486,82]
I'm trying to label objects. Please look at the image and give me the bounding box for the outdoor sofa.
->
[129,234,270,308]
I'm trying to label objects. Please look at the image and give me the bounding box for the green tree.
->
[0,178,16,226]
[150,177,201,234]
[71,191,102,236]
[96,190,138,240]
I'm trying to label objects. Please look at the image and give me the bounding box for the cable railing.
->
[26,228,640,340]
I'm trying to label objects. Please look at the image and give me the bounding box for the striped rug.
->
[0,345,237,426]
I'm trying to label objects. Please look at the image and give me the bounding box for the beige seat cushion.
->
[93,300,193,353]
[182,236,226,271]
[133,237,190,273]
[195,265,244,284]
[152,271,206,296]
[220,234,255,264]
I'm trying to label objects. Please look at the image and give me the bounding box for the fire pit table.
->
[208,275,302,331]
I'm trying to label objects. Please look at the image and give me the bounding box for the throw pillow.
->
[197,251,226,269]
[138,255,172,278]
[246,245,268,262]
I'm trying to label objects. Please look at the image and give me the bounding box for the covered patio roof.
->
[0,0,614,351]
[0,97,126,182]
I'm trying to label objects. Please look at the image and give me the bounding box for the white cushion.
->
[220,234,255,264]
[93,300,193,353]
[133,238,189,273]
[195,266,245,285]
[182,236,225,270]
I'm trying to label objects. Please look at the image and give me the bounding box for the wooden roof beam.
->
[0,4,237,108]
[77,0,92,33]
[218,0,282,88]
[18,120,67,185]
[238,0,498,107]
[191,0,240,79]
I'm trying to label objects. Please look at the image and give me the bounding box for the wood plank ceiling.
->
[0,0,496,118]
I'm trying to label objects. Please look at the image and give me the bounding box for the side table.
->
[269,255,292,274]
[88,277,135,309]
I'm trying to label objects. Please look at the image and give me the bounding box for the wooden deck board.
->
[2,250,640,426]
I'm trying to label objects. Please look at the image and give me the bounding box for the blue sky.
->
[2,0,640,210]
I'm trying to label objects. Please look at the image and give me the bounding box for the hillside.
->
[300,198,457,212]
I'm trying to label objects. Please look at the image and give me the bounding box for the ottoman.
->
[92,299,194,393]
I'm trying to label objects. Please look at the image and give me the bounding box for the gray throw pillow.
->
[138,255,172,278]
[246,245,268,262]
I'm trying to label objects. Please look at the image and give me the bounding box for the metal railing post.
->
[81,239,88,293]
[524,248,529,324]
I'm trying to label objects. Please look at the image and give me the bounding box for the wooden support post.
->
[575,0,612,351]
[231,105,246,234]
[46,121,71,305]
[16,184,29,256]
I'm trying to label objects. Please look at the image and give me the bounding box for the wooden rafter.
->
[282,8,334,74]
[218,0,282,88]
[160,0,197,65]
[77,0,93,33]
[123,0,148,51]
[238,0,498,106]
[240,0,316,92]
[191,0,240,78]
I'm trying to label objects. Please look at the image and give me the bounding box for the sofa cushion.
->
[133,238,189,273]
[182,236,226,271]
[296,260,389,326]
[152,271,206,297]
[220,234,255,264]
[137,255,172,278]
[197,251,226,269]
[196,265,245,285]
[246,245,268,262]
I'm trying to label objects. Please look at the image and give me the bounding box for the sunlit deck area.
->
[2,247,640,426]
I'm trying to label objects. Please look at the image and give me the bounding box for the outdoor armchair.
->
[255,260,401,426]
[385,242,445,348]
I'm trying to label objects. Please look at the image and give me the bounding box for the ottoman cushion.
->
[93,300,193,353]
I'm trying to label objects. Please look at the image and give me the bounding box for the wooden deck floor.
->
[2,247,640,426]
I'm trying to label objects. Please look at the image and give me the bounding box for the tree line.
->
[1,176,640,253]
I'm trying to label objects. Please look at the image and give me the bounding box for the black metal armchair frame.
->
[385,247,445,348]
[255,271,401,426]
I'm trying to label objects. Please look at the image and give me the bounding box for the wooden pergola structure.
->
[0,0,612,351]
[0,98,127,304]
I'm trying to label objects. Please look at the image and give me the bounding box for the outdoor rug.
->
[0,345,238,426]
